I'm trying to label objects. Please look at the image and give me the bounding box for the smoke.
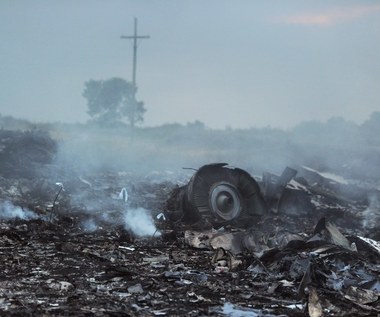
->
[123,208,159,237]
[77,206,160,238]
[362,194,380,230]
[53,126,176,177]
[81,218,98,232]
[0,201,38,220]
[46,120,380,239]
[50,121,360,183]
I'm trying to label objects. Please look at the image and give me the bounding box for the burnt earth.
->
[0,218,308,317]
[0,130,379,316]
[0,172,379,317]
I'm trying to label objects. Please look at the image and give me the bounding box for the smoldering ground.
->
[1,126,380,316]
[2,119,379,236]
[0,201,38,220]
[46,119,380,236]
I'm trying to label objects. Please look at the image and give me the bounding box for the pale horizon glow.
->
[279,4,380,26]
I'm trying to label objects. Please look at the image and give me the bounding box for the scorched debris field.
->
[0,130,379,317]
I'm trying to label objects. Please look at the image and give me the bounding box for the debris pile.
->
[0,129,379,316]
[166,163,266,227]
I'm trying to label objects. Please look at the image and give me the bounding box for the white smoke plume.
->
[362,194,380,230]
[123,208,159,237]
[81,218,98,232]
[0,201,38,220]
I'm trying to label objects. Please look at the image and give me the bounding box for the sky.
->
[0,0,379,129]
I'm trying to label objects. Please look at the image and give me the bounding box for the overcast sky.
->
[1,0,379,129]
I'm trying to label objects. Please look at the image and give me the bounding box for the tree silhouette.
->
[83,77,146,127]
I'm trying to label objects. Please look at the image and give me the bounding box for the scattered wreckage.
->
[0,129,379,316]
[165,163,267,227]
[165,163,380,316]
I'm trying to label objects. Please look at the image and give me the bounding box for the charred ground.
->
[0,127,379,316]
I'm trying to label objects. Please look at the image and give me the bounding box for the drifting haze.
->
[0,201,38,220]
[1,1,379,129]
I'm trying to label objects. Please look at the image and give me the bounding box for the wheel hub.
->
[210,183,241,221]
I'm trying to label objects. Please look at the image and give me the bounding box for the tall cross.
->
[121,18,150,88]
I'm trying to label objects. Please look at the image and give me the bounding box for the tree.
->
[83,77,146,127]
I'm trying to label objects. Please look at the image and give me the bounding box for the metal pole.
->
[132,17,137,87]
[121,18,150,90]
